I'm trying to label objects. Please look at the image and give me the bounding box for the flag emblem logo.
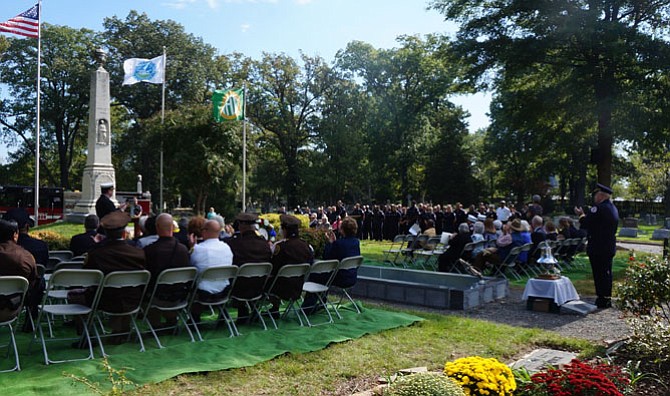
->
[212,88,245,122]
[133,60,158,81]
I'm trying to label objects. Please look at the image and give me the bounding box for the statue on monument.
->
[96,119,109,145]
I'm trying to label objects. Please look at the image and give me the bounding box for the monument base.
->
[65,212,90,224]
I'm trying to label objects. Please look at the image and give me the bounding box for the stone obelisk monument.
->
[68,49,117,221]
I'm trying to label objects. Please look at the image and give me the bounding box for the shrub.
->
[615,256,670,362]
[385,372,466,396]
[518,359,630,396]
[300,228,328,259]
[444,356,516,395]
[29,230,70,250]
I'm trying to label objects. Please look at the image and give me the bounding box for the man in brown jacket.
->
[83,211,145,339]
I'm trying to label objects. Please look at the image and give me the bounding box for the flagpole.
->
[159,46,166,213]
[33,0,42,226]
[242,83,247,213]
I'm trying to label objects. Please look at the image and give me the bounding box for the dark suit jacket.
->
[580,199,619,257]
[270,237,313,300]
[225,231,273,299]
[70,230,98,257]
[95,194,117,220]
[17,233,49,265]
[84,239,145,312]
[143,236,190,293]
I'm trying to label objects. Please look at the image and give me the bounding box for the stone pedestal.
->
[67,65,117,222]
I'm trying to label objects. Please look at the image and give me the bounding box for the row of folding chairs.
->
[0,255,366,370]
[47,250,86,272]
[382,235,448,270]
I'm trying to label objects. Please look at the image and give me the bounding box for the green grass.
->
[34,220,82,240]
[129,308,594,395]
[28,225,617,395]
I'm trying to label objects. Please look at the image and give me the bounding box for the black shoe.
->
[596,297,612,309]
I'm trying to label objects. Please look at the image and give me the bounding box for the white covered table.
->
[522,276,580,306]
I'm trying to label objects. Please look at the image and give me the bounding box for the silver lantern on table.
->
[536,243,561,280]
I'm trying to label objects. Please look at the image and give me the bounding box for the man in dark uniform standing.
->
[574,183,619,308]
[95,182,127,220]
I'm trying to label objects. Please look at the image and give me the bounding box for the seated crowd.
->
[0,203,362,348]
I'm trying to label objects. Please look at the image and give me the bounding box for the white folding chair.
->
[382,234,406,265]
[230,262,273,331]
[261,263,310,328]
[143,267,198,349]
[32,269,104,365]
[0,276,29,372]
[90,270,151,357]
[189,265,239,339]
[300,259,340,327]
[331,256,364,317]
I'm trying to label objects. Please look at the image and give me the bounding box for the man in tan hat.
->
[83,211,145,342]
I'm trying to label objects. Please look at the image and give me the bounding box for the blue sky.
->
[1,0,490,161]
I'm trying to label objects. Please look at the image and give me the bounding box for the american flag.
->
[0,4,39,39]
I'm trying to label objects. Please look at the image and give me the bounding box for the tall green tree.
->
[246,52,331,208]
[430,0,670,187]
[0,24,100,188]
[103,11,227,199]
[142,105,241,215]
[335,35,464,202]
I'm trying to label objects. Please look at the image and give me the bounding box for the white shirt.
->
[190,238,234,293]
[136,234,159,248]
[496,206,511,222]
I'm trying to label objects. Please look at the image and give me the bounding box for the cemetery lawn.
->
[128,307,594,395]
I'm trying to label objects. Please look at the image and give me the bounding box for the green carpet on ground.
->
[0,305,421,395]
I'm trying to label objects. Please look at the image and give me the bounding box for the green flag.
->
[212,88,245,122]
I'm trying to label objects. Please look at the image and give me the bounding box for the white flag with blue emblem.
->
[122,55,165,85]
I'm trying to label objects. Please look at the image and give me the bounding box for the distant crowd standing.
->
[292,195,552,241]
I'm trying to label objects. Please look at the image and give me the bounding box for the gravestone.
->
[652,229,670,240]
[510,348,578,372]
[618,228,638,238]
[665,217,670,229]
[622,217,638,228]
[67,49,118,222]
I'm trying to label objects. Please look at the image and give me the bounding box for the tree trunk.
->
[594,69,615,187]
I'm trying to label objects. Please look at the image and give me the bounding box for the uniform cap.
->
[593,183,613,195]
[477,214,487,221]
[235,212,258,224]
[467,214,478,223]
[280,214,301,227]
[100,182,114,192]
[100,211,130,230]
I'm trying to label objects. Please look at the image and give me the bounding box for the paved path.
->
[618,242,663,255]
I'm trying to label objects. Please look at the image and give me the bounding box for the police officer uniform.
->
[577,183,619,308]
[270,214,313,302]
[95,182,118,220]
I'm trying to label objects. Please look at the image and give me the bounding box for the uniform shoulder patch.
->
[590,206,598,213]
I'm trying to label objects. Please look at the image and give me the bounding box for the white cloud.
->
[205,0,220,8]
[161,0,196,10]
[241,23,251,33]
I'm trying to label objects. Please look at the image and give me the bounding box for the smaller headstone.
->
[618,228,638,238]
[561,300,598,315]
[652,229,670,241]
[622,217,638,228]
[510,348,578,372]
[645,214,652,225]
[665,217,670,229]
[651,214,657,225]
